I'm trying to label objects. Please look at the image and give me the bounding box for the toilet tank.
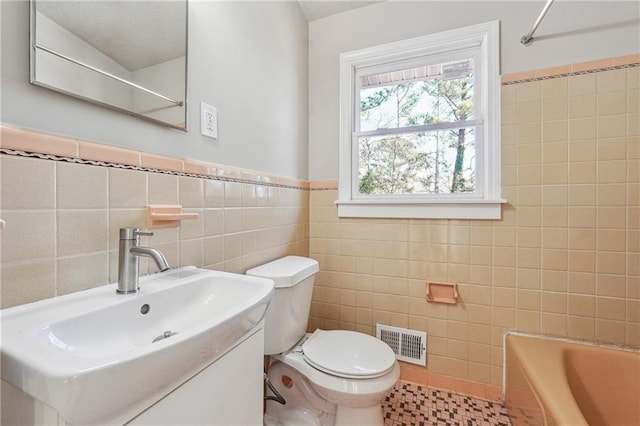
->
[246,256,319,355]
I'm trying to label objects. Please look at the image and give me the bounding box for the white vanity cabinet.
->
[127,328,264,425]
[1,328,264,426]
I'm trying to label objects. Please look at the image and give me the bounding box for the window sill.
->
[336,199,507,220]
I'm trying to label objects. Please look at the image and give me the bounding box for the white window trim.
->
[337,21,505,220]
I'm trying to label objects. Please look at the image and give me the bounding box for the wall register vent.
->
[376,323,427,366]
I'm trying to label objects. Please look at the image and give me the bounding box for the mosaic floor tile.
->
[382,381,511,426]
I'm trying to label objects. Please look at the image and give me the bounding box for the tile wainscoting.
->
[0,145,309,308]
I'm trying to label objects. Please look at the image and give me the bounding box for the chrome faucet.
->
[117,227,170,294]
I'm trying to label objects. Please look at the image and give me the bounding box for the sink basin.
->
[1,267,274,425]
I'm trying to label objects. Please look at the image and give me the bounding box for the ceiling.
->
[298,0,381,21]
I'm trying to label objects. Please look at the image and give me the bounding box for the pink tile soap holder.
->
[426,282,459,304]
[147,205,198,229]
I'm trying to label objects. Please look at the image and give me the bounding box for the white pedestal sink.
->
[0,267,274,425]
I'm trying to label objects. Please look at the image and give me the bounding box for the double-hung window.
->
[338,21,504,219]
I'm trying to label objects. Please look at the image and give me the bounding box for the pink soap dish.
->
[147,205,198,229]
[426,282,459,304]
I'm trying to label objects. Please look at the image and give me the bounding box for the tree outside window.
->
[358,63,476,196]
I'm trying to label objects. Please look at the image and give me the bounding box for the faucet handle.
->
[134,230,154,237]
[119,227,153,240]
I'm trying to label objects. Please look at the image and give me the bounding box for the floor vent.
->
[376,323,427,366]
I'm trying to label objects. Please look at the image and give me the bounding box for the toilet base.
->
[265,355,397,426]
[265,360,336,426]
[265,401,384,426]
[335,405,384,426]
[264,409,335,426]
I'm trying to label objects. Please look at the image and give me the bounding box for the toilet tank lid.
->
[246,256,319,288]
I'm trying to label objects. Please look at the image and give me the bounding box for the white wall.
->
[308,1,640,181]
[0,1,309,179]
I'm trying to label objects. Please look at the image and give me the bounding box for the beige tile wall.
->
[0,156,309,308]
[308,66,639,387]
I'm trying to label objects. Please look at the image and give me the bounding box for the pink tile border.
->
[533,65,572,79]
[218,165,244,179]
[0,126,78,158]
[612,53,640,67]
[502,53,639,85]
[79,140,140,167]
[0,125,308,190]
[501,70,535,84]
[310,181,338,190]
[570,58,612,73]
[141,152,184,173]
[184,159,216,176]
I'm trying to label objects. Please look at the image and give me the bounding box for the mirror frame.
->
[29,0,189,131]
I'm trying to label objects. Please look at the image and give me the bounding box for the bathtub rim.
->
[502,331,640,424]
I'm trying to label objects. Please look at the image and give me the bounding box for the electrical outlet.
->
[200,102,218,139]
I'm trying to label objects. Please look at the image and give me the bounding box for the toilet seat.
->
[301,330,396,379]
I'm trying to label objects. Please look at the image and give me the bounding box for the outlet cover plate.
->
[201,102,218,139]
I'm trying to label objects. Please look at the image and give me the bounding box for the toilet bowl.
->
[246,256,400,426]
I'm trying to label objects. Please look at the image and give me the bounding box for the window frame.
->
[338,21,504,220]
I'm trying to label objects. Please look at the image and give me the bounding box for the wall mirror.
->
[30,0,188,130]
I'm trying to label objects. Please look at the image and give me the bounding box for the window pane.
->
[358,128,476,195]
[360,59,474,132]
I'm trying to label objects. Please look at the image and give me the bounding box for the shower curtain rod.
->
[521,0,555,46]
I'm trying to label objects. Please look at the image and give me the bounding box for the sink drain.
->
[152,330,178,343]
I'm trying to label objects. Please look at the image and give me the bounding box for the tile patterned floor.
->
[383,381,512,426]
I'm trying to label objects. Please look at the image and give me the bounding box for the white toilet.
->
[246,256,400,426]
